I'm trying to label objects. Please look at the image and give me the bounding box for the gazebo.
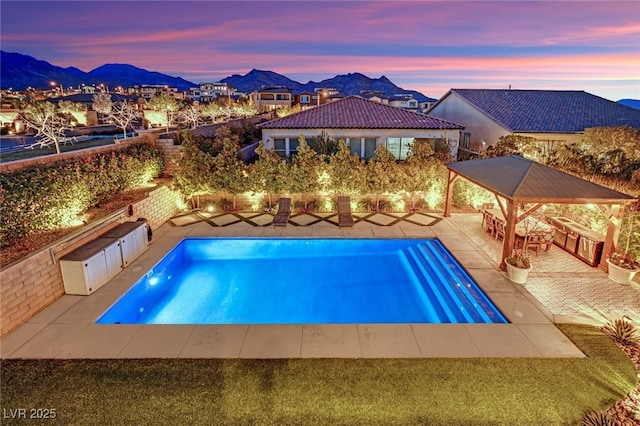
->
[443,155,637,269]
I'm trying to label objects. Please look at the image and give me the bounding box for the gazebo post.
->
[500,200,518,270]
[599,204,622,269]
[444,170,458,218]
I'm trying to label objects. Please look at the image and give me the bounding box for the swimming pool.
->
[97,238,507,325]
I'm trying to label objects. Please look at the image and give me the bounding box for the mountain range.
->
[0,51,434,101]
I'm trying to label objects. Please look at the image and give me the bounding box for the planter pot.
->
[606,258,639,285]
[506,262,532,284]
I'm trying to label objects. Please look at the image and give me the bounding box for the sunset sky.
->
[2,0,639,101]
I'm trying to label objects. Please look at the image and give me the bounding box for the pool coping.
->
[0,218,586,359]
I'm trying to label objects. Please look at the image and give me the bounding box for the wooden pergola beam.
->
[516,203,543,223]
[599,204,622,269]
[444,170,459,218]
[500,199,518,270]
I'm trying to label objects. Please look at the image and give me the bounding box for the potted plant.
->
[505,249,532,284]
[606,252,640,285]
[606,205,640,285]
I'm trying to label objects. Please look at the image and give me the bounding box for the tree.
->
[20,101,72,154]
[326,140,366,196]
[366,145,404,211]
[109,102,141,139]
[219,98,234,122]
[308,131,339,157]
[289,136,321,208]
[249,141,289,209]
[483,134,540,160]
[173,134,215,209]
[180,103,202,129]
[201,102,225,124]
[92,93,113,123]
[146,94,180,132]
[234,99,258,117]
[58,101,86,115]
[210,126,247,210]
[404,141,445,210]
[276,104,302,118]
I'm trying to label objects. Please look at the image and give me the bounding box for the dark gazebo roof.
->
[446,155,635,204]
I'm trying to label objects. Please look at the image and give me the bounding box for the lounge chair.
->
[337,196,354,227]
[272,197,291,227]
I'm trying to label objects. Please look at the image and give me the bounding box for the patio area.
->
[1,211,637,360]
[450,213,640,324]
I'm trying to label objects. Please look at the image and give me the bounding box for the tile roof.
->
[447,155,636,202]
[258,96,464,130]
[448,89,640,132]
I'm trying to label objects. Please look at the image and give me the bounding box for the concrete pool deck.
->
[4,212,634,359]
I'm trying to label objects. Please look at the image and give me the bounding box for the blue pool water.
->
[97,238,508,324]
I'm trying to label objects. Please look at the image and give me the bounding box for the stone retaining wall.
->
[0,185,181,336]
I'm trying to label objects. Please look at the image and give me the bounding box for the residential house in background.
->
[294,91,317,109]
[427,89,640,156]
[360,91,390,104]
[249,86,293,112]
[315,87,339,106]
[185,82,236,103]
[388,94,419,110]
[259,95,464,160]
[128,84,182,100]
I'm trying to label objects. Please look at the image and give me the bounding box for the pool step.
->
[417,242,504,323]
[403,247,460,323]
[403,243,498,323]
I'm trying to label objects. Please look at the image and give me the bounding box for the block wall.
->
[0,185,181,336]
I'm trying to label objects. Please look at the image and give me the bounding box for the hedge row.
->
[0,143,164,247]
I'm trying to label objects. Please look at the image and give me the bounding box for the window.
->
[289,138,300,156]
[349,138,361,157]
[276,94,290,101]
[462,133,471,149]
[364,138,377,159]
[274,138,286,158]
[260,94,275,100]
[385,137,413,160]
[300,95,310,103]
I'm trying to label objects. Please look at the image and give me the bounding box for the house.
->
[258,95,464,160]
[427,89,640,155]
[388,94,419,110]
[249,86,293,112]
[315,87,339,106]
[127,84,182,100]
[294,91,317,109]
[360,92,390,104]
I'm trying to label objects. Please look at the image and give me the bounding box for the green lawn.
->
[0,137,116,162]
[1,325,635,425]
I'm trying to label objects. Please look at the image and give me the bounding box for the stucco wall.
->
[0,185,181,336]
[260,128,461,158]
[428,93,511,151]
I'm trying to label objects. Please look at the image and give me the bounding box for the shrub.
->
[217,198,235,212]
[0,143,163,247]
[581,410,617,426]
[601,318,639,346]
[451,179,494,209]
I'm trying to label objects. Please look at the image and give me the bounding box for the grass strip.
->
[1,324,636,425]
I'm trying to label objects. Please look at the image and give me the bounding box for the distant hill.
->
[222,69,307,93]
[1,51,433,100]
[0,51,196,90]
[222,69,434,101]
[618,99,640,110]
